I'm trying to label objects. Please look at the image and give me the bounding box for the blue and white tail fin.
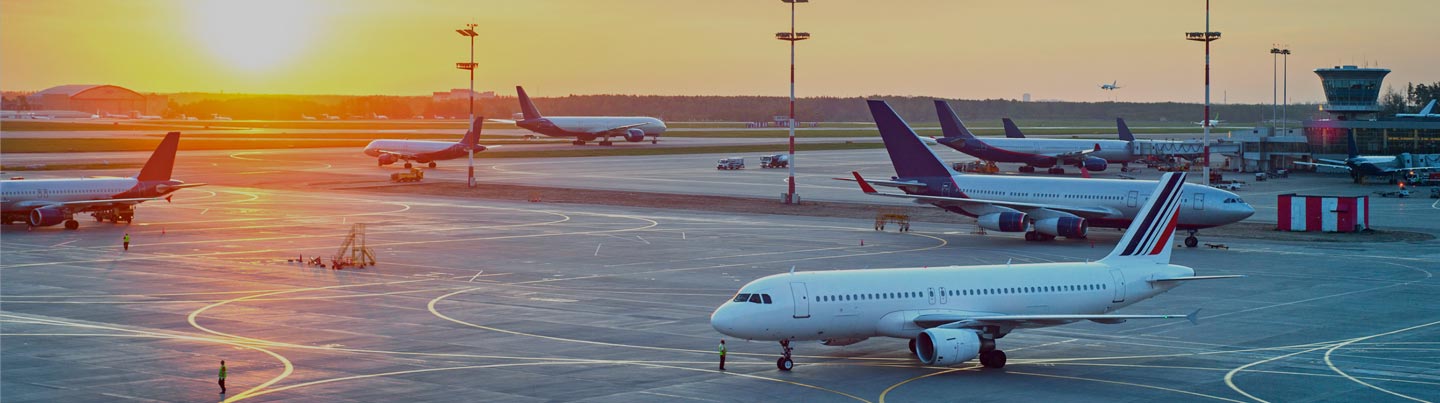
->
[1418,99,1437,115]
[516,86,543,120]
[868,100,956,178]
[934,100,979,140]
[1346,131,1359,159]
[1101,172,1187,265]
[459,116,484,148]
[1002,118,1026,138]
[137,131,180,181]
[1116,118,1135,141]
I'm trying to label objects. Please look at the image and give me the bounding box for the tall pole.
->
[1282,48,1290,132]
[457,23,479,188]
[1187,1,1220,185]
[1271,46,1278,125]
[776,0,809,204]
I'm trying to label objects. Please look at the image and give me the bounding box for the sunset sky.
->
[3,0,1436,103]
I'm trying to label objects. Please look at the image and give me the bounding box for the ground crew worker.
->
[218,360,227,394]
[718,339,727,371]
[123,233,130,251]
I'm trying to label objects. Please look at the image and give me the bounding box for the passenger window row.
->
[731,293,773,304]
[815,283,1107,303]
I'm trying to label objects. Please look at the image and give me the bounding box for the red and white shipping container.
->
[1276,194,1369,232]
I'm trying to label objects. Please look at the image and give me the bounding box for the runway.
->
[3,143,1440,402]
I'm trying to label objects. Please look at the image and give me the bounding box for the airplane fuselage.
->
[1,177,186,224]
[711,261,1192,342]
[362,140,476,163]
[907,173,1253,230]
[956,138,1136,165]
[516,116,667,140]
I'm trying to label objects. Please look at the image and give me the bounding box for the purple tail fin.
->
[1116,118,1135,141]
[137,132,180,181]
[869,100,953,178]
[934,100,977,140]
[460,116,484,148]
[1002,118,1026,138]
[516,86,542,120]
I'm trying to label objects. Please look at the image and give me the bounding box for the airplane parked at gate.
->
[1295,132,1440,183]
[713,171,1239,371]
[489,86,666,146]
[843,100,1252,246]
[363,117,488,169]
[0,132,206,230]
[935,101,1136,173]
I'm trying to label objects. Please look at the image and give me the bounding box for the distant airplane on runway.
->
[301,114,317,120]
[363,117,488,169]
[1099,80,1122,90]
[1193,114,1223,126]
[490,86,666,146]
[841,100,1252,246]
[1396,99,1438,118]
[0,132,206,230]
[714,170,1239,371]
[935,102,1136,173]
[1294,132,1440,183]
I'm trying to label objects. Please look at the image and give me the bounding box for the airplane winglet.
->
[1186,309,1201,325]
[852,171,878,194]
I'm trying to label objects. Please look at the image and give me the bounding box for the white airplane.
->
[211,114,232,121]
[362,117,488,168]
[713,171,1239,371]
[301,114,318,120]
[1,132,205,230]
[1396,99,1438,118]
[936,101,1137,173]
[323,114,341,120]
[1099,80,1121,90]
[1193,113,1223,126]
[489,86,667,146]
[1295,132,1440,183]
[845,100,1252,247]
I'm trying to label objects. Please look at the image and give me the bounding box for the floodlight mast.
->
[457,24,479,187]
[776,0,810,204]
[1186,0,1221,185]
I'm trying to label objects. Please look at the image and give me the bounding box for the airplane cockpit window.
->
[1223,197,1246,204]
[732,293,751,303]
[748,294,763,304]
[761,294,773,304]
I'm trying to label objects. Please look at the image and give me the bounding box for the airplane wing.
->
[486,119,518,124]
[587,122,650,135]
[1294,161,1352,171]
[845,172,1117,218]
[915,310,1199,329]
[1046,146,1098,161]
[373,149,422,160]
[1149,275,1246,283]
[12,197,168,212]
[1378,166,1440,173]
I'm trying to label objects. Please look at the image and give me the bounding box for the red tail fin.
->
[137,132,180,181]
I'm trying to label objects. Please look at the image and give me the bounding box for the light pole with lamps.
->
[1280,47,1290,131]
[456,24,479,188]
[1186,0,1221,185]
[776,0,809,204]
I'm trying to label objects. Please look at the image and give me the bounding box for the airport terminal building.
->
[1303,66,1440,156]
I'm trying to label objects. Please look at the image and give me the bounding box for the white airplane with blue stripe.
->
[711,171,1241,371]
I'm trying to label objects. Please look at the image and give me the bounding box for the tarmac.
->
[3,141,1439,402]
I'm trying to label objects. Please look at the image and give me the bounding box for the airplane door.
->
[1193,193,1205,210]
[1127,190,1139,208]
[1108,269,1126,303]
[790,282,810,319]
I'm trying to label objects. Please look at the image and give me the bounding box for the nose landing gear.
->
[776,339,795,371]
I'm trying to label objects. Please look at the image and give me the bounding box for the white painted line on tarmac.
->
[636,235,649,244]
[594,243,602,256]
[468,270,484,282]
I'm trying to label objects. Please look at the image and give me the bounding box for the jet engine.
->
[624,128,646,142]
[28,207,68,227]
[1034,217,1088,238]
[1082,156,1108,172]
[977,212,1027,232]
[915,328,982,366]
[820,337,869,347]
[377,153,398,166]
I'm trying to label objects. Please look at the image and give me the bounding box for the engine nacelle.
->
[820,337,869,347]
[915,328,982,366]
[624,128,646,142]
[28,207,68,227]
[1034,217,1088,238]
[377,153,398,166]
[977,212,1027,232]
[1082,156,1108,172]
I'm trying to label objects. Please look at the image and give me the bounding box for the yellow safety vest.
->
[718,344,726,356]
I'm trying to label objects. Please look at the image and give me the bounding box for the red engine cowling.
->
[28,207,68,227]
[624,128,646,142]
[977,212,1027,232]
[378,153,398,166]
[1082,156,1108,172]
[1034,217,1088,238]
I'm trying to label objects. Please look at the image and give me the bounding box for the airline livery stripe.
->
[1147,210,1181,255]
[1136,185,1183,253]
[1120,174,1184,256]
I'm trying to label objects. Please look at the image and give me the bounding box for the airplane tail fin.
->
[460,116,484,148]
[869,100,956,178]
[1002,118,1026,138]
[934,100,978,140]
[516,86,543,120]
[136,132,181,181]
[1101,172,1187,265]
[1116,118,1135,141]
[1419,99,1437,115]
[1346,130,1359,159]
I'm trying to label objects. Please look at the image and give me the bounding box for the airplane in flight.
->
[713,171,1238,371]
[0,132,206,230]
[844,100,1252,246]
[363,117,488,169]
[1295,132,1440,183]
[1395,99,1438,118]
[489,86,666,146]
[934,102,1136,173]
[1099,80,1121,90]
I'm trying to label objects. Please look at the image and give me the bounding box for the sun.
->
[189,0,320,72]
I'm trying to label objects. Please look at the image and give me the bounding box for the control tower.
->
[1314,65,1390,120]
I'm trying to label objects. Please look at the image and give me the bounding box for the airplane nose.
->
[710,306,736,336]
[1236,203,1256,221]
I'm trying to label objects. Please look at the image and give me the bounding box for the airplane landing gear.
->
[908,338,917,355]
[1019,166,1036,173]
[598,138,614,146]
[572,140,587,145]
[776,339,795,371]
[64,219,79,230]
[1184,229,1199,248]
[403,162,413,169]
[428,162,437,168]
[978,350,1007,369]
[1047,167,1066,174]
[1024,231,1055,241]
